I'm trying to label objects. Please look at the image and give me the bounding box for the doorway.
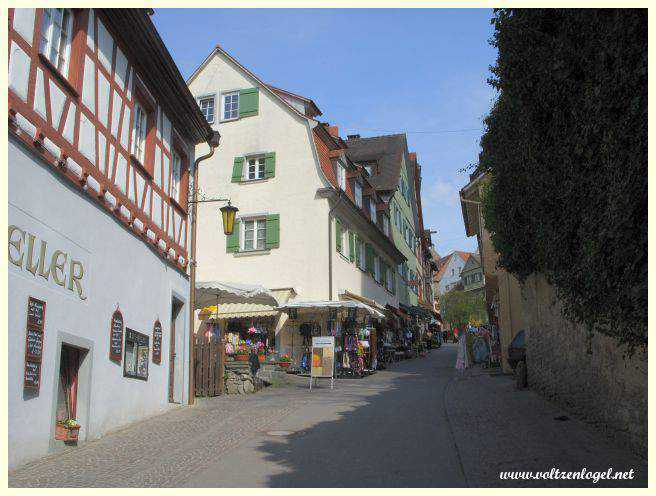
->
[55,344,85,441]
[169,298,184,403]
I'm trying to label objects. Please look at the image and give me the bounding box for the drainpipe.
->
[328,189,344,300]
[188,130,221,405]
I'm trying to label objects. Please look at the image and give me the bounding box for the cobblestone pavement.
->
[9,344,647,487]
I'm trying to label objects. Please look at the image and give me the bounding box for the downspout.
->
[188,131,220,405]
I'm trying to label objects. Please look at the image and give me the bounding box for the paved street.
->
[9,344,646,488]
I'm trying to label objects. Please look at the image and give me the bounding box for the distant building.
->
[460,253,484,292]
[433,251,472,295]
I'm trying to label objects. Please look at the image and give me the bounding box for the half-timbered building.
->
[8,8,214,469]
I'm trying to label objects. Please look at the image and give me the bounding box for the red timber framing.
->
[8,8,190,271]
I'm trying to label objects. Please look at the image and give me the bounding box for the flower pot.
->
[235,354,249,362]
[258,355,266,363]
[278,361,291,368]
[55,423,80,442]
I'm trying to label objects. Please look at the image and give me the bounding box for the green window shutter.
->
[348,231,355,262]
[365,243,373,274]
[265,214,280,249]
[335,218,342,253]
[381,262,387,288]
[391,271,396,294]
[231,157,244,183]
[226,220,240,252]
[264,152,276,178]
[354,234,361,267]
[239,88,259,118]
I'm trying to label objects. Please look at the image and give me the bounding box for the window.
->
[336,161,347,190]
[374,256,381,283]
[396,208,402,229]
[198,96,215,123]
[222,91,239,120]
[451,268,455,276]
[388,268,396,294]
[369,200,377,224]
[123,329,149,380]
[39,8,74,77]
[243,218,267,251]
[246,156,265,181]
[383,215,390,236]
[171,150,182,203]
[132,100,149,164]
[358,240,366,270]
[354,182,363,208]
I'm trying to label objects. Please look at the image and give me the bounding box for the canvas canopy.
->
[194,281,279,309]
[279,300,385,319]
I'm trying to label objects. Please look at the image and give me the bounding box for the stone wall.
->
[522,274,647,458]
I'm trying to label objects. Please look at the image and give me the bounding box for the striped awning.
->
[200,302,279,320]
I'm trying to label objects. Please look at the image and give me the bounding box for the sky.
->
[152,8,498,258]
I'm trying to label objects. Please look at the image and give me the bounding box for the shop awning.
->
[340,290,387,314]
[195,281,279,309]
[279,300,385,319]
[199,302,279,320]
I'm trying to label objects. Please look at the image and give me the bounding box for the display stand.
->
[309,336,334,391]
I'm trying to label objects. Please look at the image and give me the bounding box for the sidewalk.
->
[445,365,647,487]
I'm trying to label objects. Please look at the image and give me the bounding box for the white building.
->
[434,251,472,294]
[8,8,214,469]
[187,46,405,359]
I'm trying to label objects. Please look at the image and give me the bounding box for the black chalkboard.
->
[27,297,46,329]
[26,329,43,359]
[109,310,124,362]
[152,321,162,365]
[24,360,40,389]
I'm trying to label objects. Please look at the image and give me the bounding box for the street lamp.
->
[220,201,238,236]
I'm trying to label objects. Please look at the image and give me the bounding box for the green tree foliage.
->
[440,290,488,331]
[478,9,647,347]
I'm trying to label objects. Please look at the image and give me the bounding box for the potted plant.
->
[235,343,249,361]
[55,418,81,442]
[277,354,291,368]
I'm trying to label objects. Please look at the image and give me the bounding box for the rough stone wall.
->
[522,274,647,458]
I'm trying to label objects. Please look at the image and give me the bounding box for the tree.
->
[477,9,647,348]
[440,290,488,331]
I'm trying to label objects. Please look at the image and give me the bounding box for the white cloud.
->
[425,179,461,208]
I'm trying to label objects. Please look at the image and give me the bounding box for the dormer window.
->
[39,8,74,78]
[354,182,363,207]
[336,161,347,190]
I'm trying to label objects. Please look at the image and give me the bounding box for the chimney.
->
[347,134,361,140]
[327,125,339,138]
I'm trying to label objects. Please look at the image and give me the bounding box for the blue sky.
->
[152,8,497,257]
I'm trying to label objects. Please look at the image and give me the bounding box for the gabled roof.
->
[344,134,408,191]
[187,44,313,123]
[268,84,322,118]
[433,251,475,282]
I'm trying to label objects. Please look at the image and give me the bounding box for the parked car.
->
[507,330,527,389]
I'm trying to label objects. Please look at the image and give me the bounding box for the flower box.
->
[278,361,291,368]
[235,354,249,362]
[55,422,80,442]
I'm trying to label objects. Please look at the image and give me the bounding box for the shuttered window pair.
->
[232,152,276,182]
[226,214,280,253]
[335,218,346,255]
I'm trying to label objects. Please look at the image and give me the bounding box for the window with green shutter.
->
[348,231,355,262]
[226,220,240,252]
[335,218,343,254]
[239,88,259,118]
[365,243,374,274]
[232,157,244,183]
[264,152,275,178]
[265,214,280,249]
[381,261,388,288]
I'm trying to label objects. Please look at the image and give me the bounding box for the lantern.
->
[220,202,238,235]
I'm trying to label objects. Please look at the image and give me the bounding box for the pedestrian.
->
[248,347,260,380]
[455,329,470,376]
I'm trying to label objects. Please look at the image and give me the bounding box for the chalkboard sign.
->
[24,360,41,389]
[109,310,124,362]
[152,321,162,365]
[26,328,43,359]
[27,297,46,330]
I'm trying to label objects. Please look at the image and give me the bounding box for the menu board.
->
[24,297,46,391]
[109,310,124,362]
[152,321,162,365]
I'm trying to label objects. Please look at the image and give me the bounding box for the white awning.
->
[195,281,279,309]
[279,300,385,319]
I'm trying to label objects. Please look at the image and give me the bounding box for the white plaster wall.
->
[439,255,467,293]
[189,53,330,300]
[8,138,190,470]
